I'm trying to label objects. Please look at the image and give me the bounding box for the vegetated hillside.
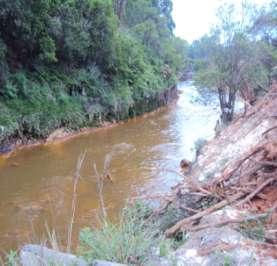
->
[0,0,188,149]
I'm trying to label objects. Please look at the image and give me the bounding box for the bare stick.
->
[236,176,277,207]
[256,160,277,167]
[67,151,86,253]
[213,147,264,184]
[262,125,277,136]
[93,163,107,220]
[198,242,237,256]
[165,192,245,237]
[188,213,268,233]
[179,205,200,214]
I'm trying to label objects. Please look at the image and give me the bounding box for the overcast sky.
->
[172,0,271,43]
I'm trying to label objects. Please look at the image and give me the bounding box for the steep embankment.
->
[157,81,277,265]
[0,84,178,155]
[0,0,186,155]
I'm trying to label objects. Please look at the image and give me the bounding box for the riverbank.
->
[156,81,277,264]
[3,81,276,265]
[0,84,178,158]
[15,81,277,265]
[1,80,220,254]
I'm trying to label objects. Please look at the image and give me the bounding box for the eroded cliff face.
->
[157,82,277,265]
[192,82,277,182]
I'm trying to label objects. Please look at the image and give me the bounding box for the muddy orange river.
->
[0,81,219,252]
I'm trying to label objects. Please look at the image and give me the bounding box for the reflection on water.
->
[0,81,219,252]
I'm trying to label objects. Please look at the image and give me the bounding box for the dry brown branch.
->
[237,164,263,182]
[262,125,277,136]
[198,242,238,256]
[152,197,175,217]
[165,193,245,237]
[237,176,277,207]
[185,192,212,197]
[213,147,264,185]
[257,160,277,167]
[188,213,268,233]
[179,205,201,214]
[93,163,107,220]
[67,151,86,253]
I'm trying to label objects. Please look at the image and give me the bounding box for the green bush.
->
[0,0,188,146]
[78,202,171,265]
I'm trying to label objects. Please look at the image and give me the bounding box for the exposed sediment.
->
[156,81,277,264]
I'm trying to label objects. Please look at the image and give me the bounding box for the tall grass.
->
[0,250,19,266]
[78,201,171,265]
[93,162,107,220]
[67,151,86,253]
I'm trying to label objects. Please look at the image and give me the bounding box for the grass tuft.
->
[78,201,172,265]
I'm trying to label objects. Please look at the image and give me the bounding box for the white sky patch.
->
[172,0,272,43]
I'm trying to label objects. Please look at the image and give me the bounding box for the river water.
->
[0,81,220,252]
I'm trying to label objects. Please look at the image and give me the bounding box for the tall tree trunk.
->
[113,0,127,22]
[218,87,236,126]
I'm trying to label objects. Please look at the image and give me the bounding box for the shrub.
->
[78,202,171,265]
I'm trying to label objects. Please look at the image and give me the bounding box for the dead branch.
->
[165,193,245,237]
[188,213,268,233]
[257,160,277,167]
[93,163,107,220]
[249,155,277,168]
[178,205,201,214]
[237,176,277,207]
[262,125,277,136]
[198,242,238,256]
[211,147,264,185]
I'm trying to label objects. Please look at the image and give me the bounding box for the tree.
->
[251,1,277,46]
[194,2,274,126]
[251,1,277,80]
[113,0,127,22]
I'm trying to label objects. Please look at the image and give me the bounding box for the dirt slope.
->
[157,82,277,265]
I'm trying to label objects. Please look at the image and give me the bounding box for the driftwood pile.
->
[165,140,277,238]
[161,82,277,250]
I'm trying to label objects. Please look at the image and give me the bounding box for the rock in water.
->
[180,159,191,171]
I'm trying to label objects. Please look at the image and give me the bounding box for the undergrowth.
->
[0,67,176,148]
[78,201,175,265]
[0,250,20,266]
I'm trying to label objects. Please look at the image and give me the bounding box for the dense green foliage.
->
[0,0,187,147]
[189,1,277,125]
